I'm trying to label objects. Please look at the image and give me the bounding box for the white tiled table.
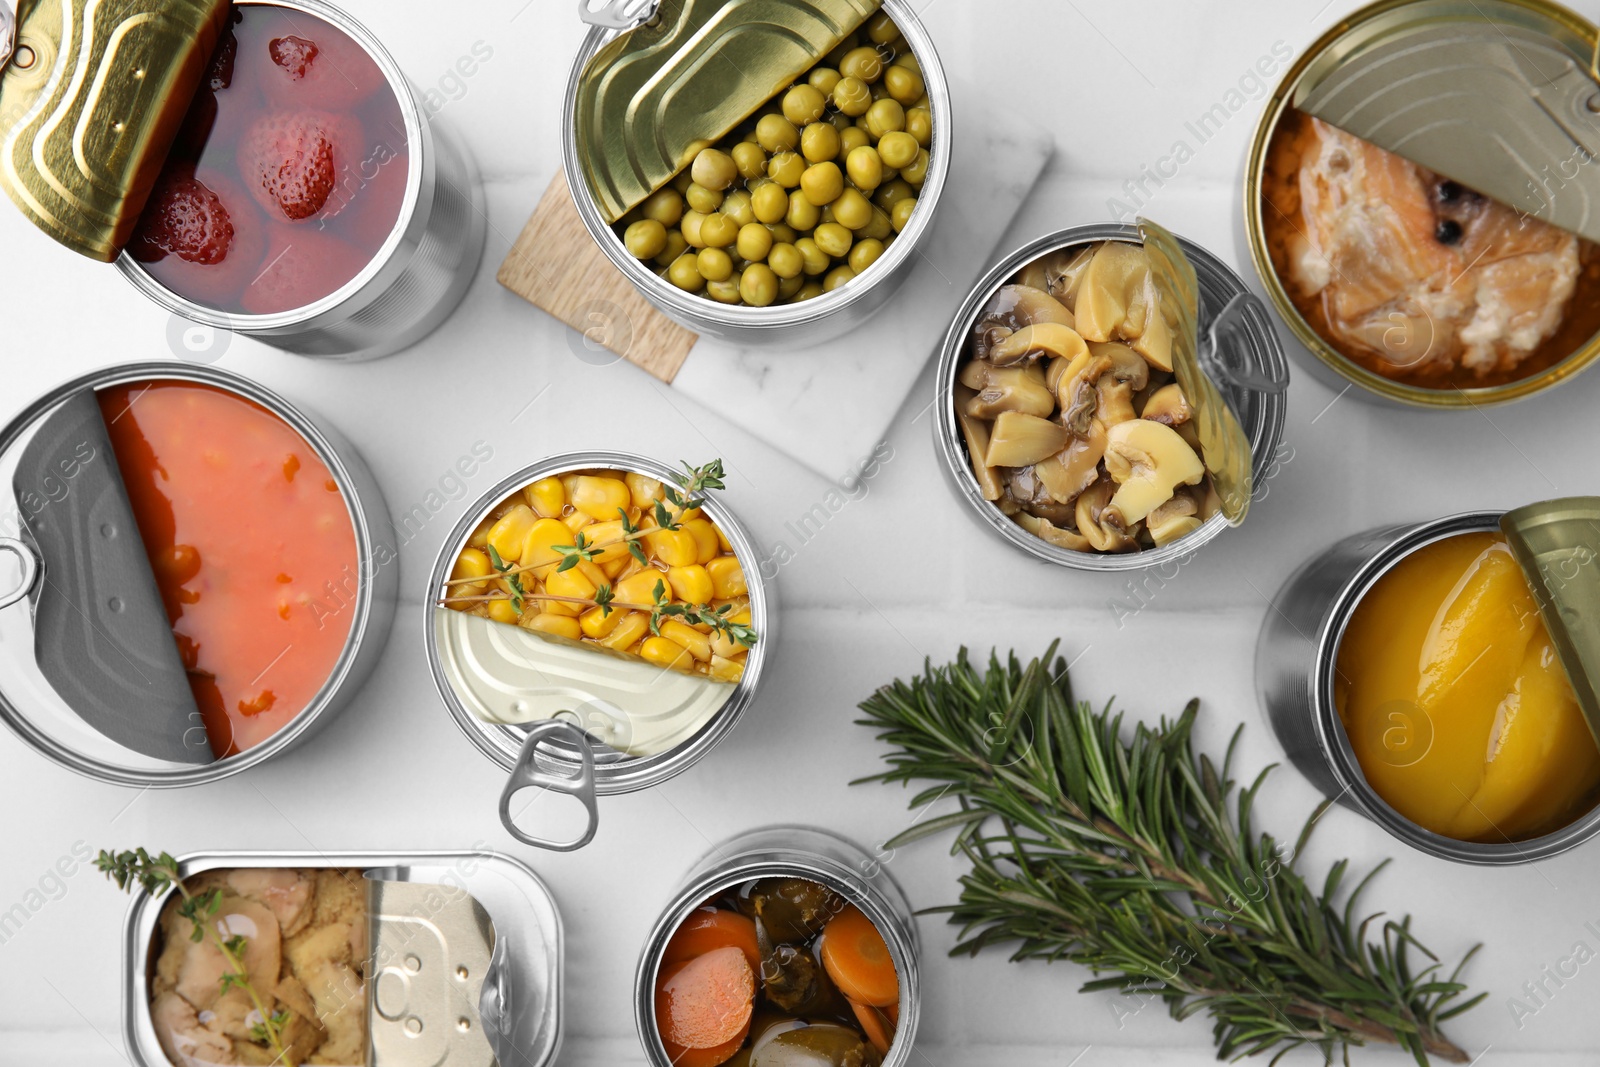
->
[3,0,1598,1063]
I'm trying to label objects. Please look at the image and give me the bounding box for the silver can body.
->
[933,223,1290,573]
[117,849,564,1067]
[1255,511,1600,864]
[560,0,951,347]
[425,450,776,796]
[116,0,487,362]
[0,361,397,787]
[634,826,920,1067]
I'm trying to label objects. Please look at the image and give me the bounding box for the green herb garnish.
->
[856,644,1482,1065]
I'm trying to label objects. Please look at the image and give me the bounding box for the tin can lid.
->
[1295,0,1600,244]
[572,0,881,224]
[1501,497,1600,748]
[1139,219,1277,525]
[0,0,231,261]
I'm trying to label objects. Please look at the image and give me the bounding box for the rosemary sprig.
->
[855,644,1484,1065]
[97,849,292,1061]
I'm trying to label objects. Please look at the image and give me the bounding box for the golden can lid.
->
[1137,219,1261,525]
[0,0,230,261]
[1501,496,1600,748]
[1296,0,1600,244]
[574,0,880,224]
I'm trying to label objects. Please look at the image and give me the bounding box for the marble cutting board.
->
[501,79,1054,481]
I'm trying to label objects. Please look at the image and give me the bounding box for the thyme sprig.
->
[97,849,292,1060]
[440,460,757,650]
[855,644,1483,1065]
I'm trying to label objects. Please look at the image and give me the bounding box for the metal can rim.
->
[1242,0,1600,409]
[114,0,432,331]
[559,0,952,333]
[424,449,775,795]
[0,361,390,787]
[632,826,920,1067]
[932,222,1290,573]
[1311,510,1600,863]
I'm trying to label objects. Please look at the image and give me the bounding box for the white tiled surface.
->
[3,0,1600,1064]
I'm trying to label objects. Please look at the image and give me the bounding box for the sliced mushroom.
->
[953,386,1004,501]
[1049,351,1112,434]
[1148,490,1202,547]
[1133,291,1174,371]
[1102,419,1206,527]
[1074,243,1151,343]
[959,360,1054,418]
[1015,511,1092,552]
[1048,245,1098,308]
[1033,418,1106,503]
[1140,382,1192,425]
[971,285,1077,361]
[1089,342,1150,392]
[1075,478,1136,553]
[1095,376,1136,427]
[985,411,1071,469]
[988,322,1089,367]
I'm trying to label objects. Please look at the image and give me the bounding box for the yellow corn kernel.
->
[563,509,593,535]
[560,473,582,499]
[668,565,714,605]
[626,472,663,510]
[487,597,520,625]
[715,524,732,553]
[683,519,720,564]
[582,519,631,565]
[577,559,610,591]
[650,528,700,567]
[469,515,494,550]
[599,611,650,651]
[706,556,747,599]
[451,548,492,596]
[709,655,746,683]
[521,517,574,571]
[524,476,566,519]
[543,567,596,617]
[617,569,669,608]
[641,636,694,672]
[614,555,646,582]
[579,605,624,639]
[661,619,713,661]
[572,476,632,521]
[487,505,538,563]
[601,555,630,579]
[711,608,753,658]
[526,614,582,640]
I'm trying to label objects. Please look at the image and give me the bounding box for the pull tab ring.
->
[577,0,658,30]
[1200,291,1290,396]
[498,719,599,852]
[0,537,39,610]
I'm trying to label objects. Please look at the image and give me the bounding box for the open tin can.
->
[1256,509,1600,864]
[0,362,397,786]
[425,451,775,852]
[1,0,485,360]
[560,0,952,346]
[1244,0,1600,406]
[118,849,563,1067]
[635,826,920,1067]
[933,222,1290,573]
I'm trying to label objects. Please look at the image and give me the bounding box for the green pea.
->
[680,210,707,248]
[778,272,806,300]
[845,146,884,193]
[901,148,931,186]
[765,222,798,244]
[731,142,767,181]
[768,242,803,280]
[722,190,756,228]
[706,274,743,304]
[877,131,919,170]
[839,46,884,83]
[752,183,789,225]
[906,108,933,148]
[861,206,894,242]
[832,188,873,231]
[795,238,830,276]
[768,151,806,188]
[756,114,800,153]
[691,148,738,191]
[801,122,841,164]
[814,222,854,259]
[700,213,739,248]
[740,263,780,307]
[736,223,774,263]
[800,161,845,206]
[793,280,826,302]
[685,182,723,215]
[892,196,918,232]
[884,65,924,106]
[864,12,899,45]
[839,126,872,156]
[865,99,906,139]
[640,188,684,228]
[832,76,873,117]
[667,253,704,292]
[785,191,822,231]
[848,238,885,274]
[653,229,689,268]
[823,264,857,291]
[783,84,828,126]
[808,67,842,97]
[624,219,667,259]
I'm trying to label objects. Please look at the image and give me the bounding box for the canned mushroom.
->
[933,222,1289,572]
[563,0,950,345]
[0,362,396,786]
[1245,0,1600,406]
[636,827,919,1067]
[426,452,775,851]
[112,849,564,1067]
[1256,510,1600,864]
